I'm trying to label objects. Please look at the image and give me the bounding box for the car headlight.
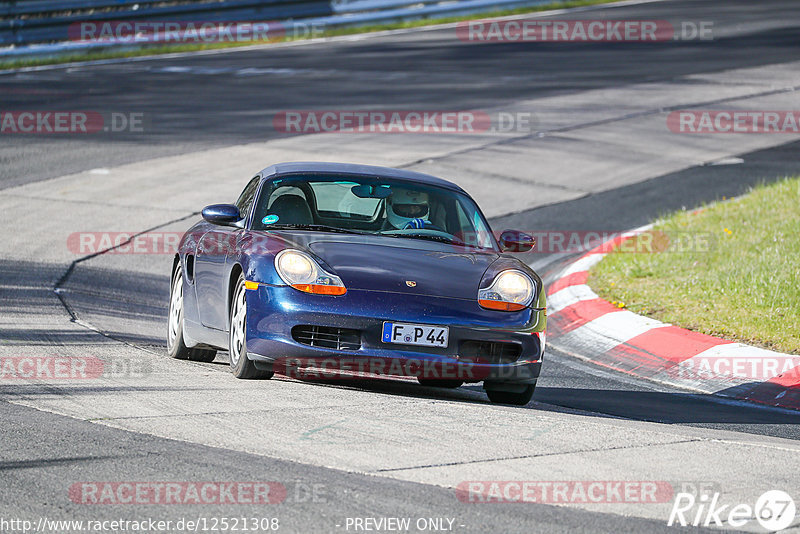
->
[275,249,346,296]
[478,270,534,311]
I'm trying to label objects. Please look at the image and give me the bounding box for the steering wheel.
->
[403,219,444,232]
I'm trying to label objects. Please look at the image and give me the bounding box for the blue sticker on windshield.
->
[262,215,279,225]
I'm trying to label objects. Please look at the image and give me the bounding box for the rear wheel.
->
[229,274,273,379]
[485,382,536,406]
[167,261,217,363]
[417,378,463,388]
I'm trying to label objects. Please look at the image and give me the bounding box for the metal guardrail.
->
[0,0,561,58]
[0,0,334,45]
[0,0,167,17]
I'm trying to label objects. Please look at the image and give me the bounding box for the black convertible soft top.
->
[259,162,466,193]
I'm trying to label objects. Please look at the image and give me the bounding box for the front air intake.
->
[291,325,362,351]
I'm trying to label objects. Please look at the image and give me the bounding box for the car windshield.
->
[251,175,496,250]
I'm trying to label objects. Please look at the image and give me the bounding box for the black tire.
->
[485,383,536,406]
[229,273,273,379]
[417,378,463,388]
[167,261,217,363]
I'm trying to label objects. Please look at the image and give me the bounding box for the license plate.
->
[382,322,449,348]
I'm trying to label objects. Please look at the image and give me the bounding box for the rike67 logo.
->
[668,490,796,531]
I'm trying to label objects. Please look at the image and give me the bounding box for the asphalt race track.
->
[2,0,800,532]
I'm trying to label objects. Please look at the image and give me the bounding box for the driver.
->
[387,188,431,229]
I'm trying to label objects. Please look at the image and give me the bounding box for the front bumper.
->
[245,285,545,384]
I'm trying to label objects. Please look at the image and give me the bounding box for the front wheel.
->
[485,382,536,406]
[167,261,217,363]
[229,274,273,379]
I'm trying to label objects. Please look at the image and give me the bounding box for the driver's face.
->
[393,202,428,218]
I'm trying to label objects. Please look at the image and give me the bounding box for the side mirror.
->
[202,204,242,226]
[499,230,534,252]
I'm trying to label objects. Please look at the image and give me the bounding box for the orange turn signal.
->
[244,280,260,290]
[478,299,525,312]
[292,283,347,296]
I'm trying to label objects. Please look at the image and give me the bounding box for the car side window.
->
[235,176,261,219]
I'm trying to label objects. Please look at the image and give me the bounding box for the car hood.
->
[301,235,499,299]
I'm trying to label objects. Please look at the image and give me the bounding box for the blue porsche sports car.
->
[167,162,546,405]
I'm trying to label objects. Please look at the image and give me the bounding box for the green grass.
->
[588,177,800,354]
[1,0,624,70]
